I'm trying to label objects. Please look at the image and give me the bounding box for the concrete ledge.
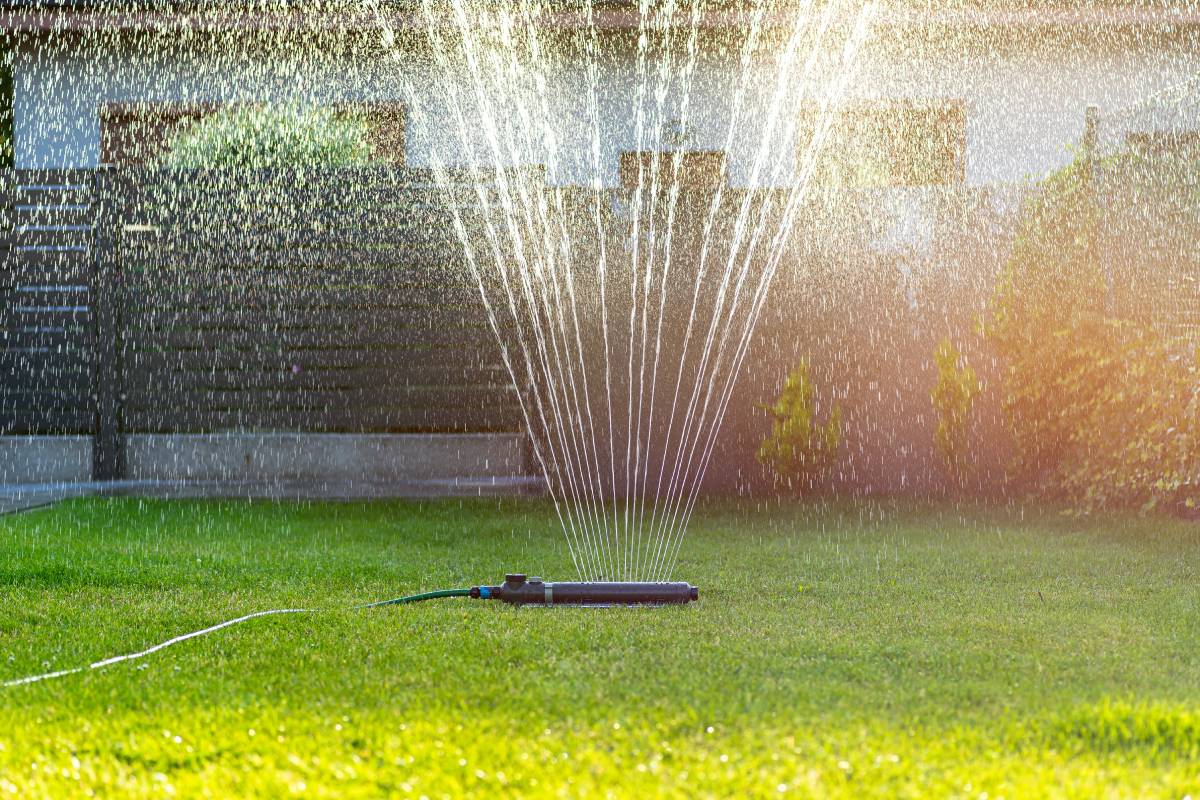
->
[0,436,92,484]
[124,433,528,482]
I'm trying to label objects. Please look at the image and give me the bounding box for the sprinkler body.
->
[471,574,698,606]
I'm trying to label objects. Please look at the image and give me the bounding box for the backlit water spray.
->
[370,0,879,580]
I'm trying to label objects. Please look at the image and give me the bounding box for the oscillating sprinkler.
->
[469,574,699,606]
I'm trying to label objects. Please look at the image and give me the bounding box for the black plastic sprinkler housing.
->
[470,574,699,606]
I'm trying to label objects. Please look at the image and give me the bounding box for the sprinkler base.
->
[472,574,698,605]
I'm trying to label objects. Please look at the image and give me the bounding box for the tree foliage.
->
[159,104,374,168]
[931,338,980,486]
[982,153,1199,513]
[757,359,842,492]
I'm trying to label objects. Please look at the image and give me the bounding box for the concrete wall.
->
[0,437,92,484]
[12,25,1199,184]
[123,433,525,482]
[0,433,527,486]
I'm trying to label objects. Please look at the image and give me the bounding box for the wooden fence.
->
[0,168,522,479]
[0,171,97,441]
[2,165,1196,490]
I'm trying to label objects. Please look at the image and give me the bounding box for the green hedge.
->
[983,153,1199,513]
[159,104,374,168]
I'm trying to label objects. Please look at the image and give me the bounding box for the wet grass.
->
[0,497,1198,798]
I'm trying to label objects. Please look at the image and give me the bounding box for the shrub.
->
[931,338,980,486]
[757,359,842,492]
[982,153,1200,513]
[159,104,375,168]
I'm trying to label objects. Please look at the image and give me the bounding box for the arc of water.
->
[510,1,619,581]
[443,9,602,577]
[642,0,779,578]
[580,0,623,577]
[628,0,681,581]
[418,0,603,578]
[364,0,590,577]
[487,4,614,577]
[446,0,633,575]
[635,0,706,581]
[659,4,879,580]
[650,0,873,580]
[467,3,632,579]
[649,0,832,577]
[620,0,655,579]
[372,0,878,580]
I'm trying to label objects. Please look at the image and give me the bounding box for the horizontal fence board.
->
[13,207,95,229]
[120,244,465,270]
[121,406,522,433]
[121,305,493,332]
[7,188,92,211]
[0,284,91,302]
[0,368,92,394]
[4,229,93,252]
[0,389,92,407]
[0,316,93,334]
[0,257,92,286]
[120,264,477,291]
[8,168,95,183]
[122,322,500,351]
[0,375,92,398]
[121,363,513,392]
[121,203,467,232]
[118,282,484,309]
[118,193,486,223]
[115,169,510,193]
[0,409,94,435]
[0,333,94,355]
[122,346,507,373]
[0,348,91,369]
[120,224,462,252]
[121,384,516,408]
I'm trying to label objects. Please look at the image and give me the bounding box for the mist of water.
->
[370,0,878,580]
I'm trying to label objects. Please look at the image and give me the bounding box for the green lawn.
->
[1,498,1198,798]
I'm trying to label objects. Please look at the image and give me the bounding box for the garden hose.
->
[4,576,698,688]
[2,589,470,688]
[359,588,475,608]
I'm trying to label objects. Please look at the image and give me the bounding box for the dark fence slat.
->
[0,255,92,285]
[122,346,504,373]
[120,244,465,269]
[120,305,497,332]
[123,323,502,351]
[0,408,95,434]
[120,384,516,407]
[13,207,95,229]
[91,168,122,478]
[120,225,462,253]
[121,364,513,393]
[1,167,530,440]
[118,282,484,309]
[121,405,522,434]
[7,225,91,245]
[121,204,465,233]
[118,261,474,283]
[0,370,92,394]
[0,349,91,369]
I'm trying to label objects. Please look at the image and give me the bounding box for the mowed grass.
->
[1,498,1198,798]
